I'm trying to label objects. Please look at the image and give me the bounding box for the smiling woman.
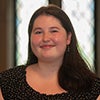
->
[0,4,99,100]
[16,1,95,73]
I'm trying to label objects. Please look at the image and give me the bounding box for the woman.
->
[0,5,100,100]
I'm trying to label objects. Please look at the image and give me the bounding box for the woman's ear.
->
[66,32,72,45]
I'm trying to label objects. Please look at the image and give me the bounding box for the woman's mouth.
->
[40,45,55,49]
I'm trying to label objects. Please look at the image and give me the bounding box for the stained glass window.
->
[16,0,95,71]
[62,0,95,71]
[16,0,48,65]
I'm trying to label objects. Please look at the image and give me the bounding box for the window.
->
[15,0,48,65]
[62,0,95,71]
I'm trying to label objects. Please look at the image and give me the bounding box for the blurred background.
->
[0,0,100,77]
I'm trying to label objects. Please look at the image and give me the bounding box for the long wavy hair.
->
[26,5,96,91]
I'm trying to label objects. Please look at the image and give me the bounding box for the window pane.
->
[16,0,48,65]
[62,0,95,71]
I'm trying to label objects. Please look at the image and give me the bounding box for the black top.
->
[0,65,100,100]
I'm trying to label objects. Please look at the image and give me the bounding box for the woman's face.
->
[30,15,71,62]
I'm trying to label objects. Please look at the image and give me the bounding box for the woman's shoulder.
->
[90,77,100,98]
[0,65,27,83]
[70,77,100,99]
[94,77,100,84]
[92,77,100,91]
[88,77,100,97]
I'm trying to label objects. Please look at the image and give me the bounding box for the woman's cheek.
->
[31,35,41,44]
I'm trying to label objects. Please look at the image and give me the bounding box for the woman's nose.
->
[42,33,51,42]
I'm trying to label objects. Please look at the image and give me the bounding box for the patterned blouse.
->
[0,65,100,100]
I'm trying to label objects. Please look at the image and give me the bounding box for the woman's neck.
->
[34,60,62,78]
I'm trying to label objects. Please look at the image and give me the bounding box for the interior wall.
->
[96,0,100,77]
[0,0,14,72]
[6,0,14,69]
[0,0,7,71]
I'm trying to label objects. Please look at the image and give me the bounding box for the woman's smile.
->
[40,44,56,49]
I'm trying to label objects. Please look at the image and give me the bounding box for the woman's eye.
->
[51,30,58,33]
[34,31,42,34]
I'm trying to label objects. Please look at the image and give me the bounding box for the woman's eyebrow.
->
[32,27,42,31]
[49,26,60,30]
[32,26,60,32]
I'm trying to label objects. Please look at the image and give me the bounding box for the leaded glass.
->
[62,0,95,71]
[16,0,48,65]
